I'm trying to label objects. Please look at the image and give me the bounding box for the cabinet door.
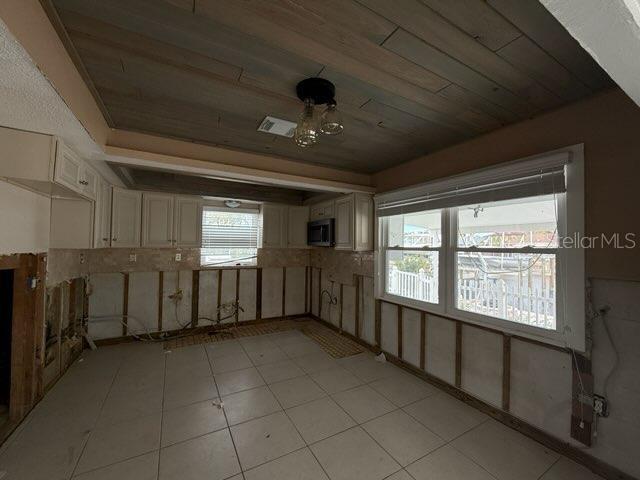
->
[54,144,82,193]
[111,188,142,248]
[174,196,203,247]
[262,205,286,248]
[354,194,373,251]
[79,165,98,200]
[309,201,334,221]
[142,192,174,247]
[335,196,354,250]
[94,180,112,248]
[309,204,324,221]
[288,206,309,248]
[322,202,335,218]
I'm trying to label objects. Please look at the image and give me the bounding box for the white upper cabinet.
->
[309,200,335,221]
[53,143,83,192]
[315,193,373,251]
[79,164,99,200]
[288,206,309,248]
[54,141,98,200]
[142,192,174,247]
[262,204,287,248]
[0,127,99,200]
[354,193,374,251]
[335,196,354,250]
[141,193,202,248]
[174,196,203,247]
[111,188,142,248]
[94,179,112,248]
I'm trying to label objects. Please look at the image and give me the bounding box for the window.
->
[454,195,558,330]
[384,210,441,304]
[201,207,259,266]
[376,147,585,349]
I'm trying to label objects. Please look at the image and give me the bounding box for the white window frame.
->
[378,209,447,315]
[376,145,585,351]
[200,203,260,267]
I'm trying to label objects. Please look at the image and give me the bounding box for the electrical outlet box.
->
[594,394,609,417]
[175,253,182,261]
[129,254,137,262]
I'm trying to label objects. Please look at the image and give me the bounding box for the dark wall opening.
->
[0,269,14,418]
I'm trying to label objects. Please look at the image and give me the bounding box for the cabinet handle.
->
[79,180,89,186]
[112,238,117,242]
[102,237,108,242]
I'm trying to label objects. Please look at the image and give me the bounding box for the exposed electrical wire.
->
[598,306,618,400]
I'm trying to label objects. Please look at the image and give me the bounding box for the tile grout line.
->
[535,455,563,480]
[65,328,563,480]
[204,344,247,480]
[243,339,336,480]
[68,351,128,479]
[84,335,516,480]
[74,345,493,480]
[156,348,167,480]
[242,336,425,478]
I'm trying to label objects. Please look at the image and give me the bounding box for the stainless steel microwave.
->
[307,218,335,247]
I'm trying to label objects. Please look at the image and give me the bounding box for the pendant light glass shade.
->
[294,98,319,147]
[320,102,344,135]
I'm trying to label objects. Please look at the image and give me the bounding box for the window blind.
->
[201,208,259,249]
[375,152,570,217]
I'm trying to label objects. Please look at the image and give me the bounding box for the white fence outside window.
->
[388,267,556,329]
[388,266,438,304]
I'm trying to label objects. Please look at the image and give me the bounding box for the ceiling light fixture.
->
[294,78,343,147]
[224,200,241,208]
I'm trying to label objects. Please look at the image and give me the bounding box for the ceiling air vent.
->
[257,116,297,138]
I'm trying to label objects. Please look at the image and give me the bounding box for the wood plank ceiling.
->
[46,0,612,174]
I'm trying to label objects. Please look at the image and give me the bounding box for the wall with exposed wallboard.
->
[311,268,320,317]
[261,268,283,319]
[380,302,398,356]
[238,269,257,321]
[425,315,457,384]
[128,272,159,336]
[510,339,573,441]
[220,270,237,323]
[461,326,503,408]
[360,276,375,345]
[366,278,640,479]
[341,284,356,335]
[162,270,192,331]
[87,273,125,340]
[318,271,334,324]
[81,256,639,478]
[198,270,219,323]
[401,308,421,369]
[285,267,306,316]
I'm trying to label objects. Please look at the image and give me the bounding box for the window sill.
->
[199,263,258,270]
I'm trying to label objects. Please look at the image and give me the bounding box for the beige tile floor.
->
[0,328,604,480]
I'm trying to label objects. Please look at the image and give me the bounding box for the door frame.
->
[0,253,46,444]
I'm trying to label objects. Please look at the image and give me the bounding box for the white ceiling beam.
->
[105,145,376,194]
[541,0,640,107]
